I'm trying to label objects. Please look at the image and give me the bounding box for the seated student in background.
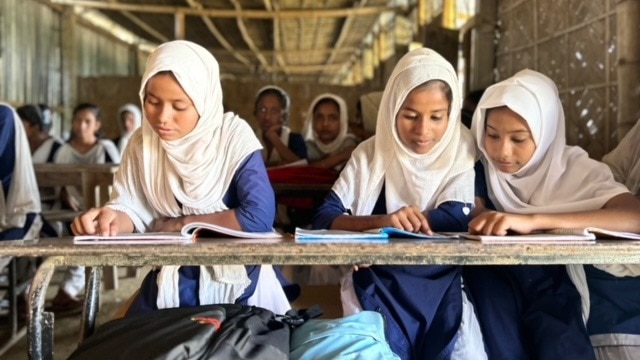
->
[113,103,142,154]
[55,103,120,211]
[313,48,484,360]
[72,40,292,316]
[254,85,307,166]
[595,118,640,359]
[0,103,42,243]
[48,102,121,313]
[18,104,62,164]
[602,119,640,199]
[303,93,358,170]
[465,69,640,359]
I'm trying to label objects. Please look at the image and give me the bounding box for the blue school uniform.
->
[463,162,595,360]
[313,187,470,360]
[127,151,294,315]
[0,106,39,241]
[288,132,308,159]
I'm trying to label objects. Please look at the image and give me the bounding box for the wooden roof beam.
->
[51,0,408,19]
[184,0,251,67]
[229,0,269,70]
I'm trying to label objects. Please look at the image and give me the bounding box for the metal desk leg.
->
[79,266,101,342]
[27,256,61,360]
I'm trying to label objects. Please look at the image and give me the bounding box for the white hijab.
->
[470,69,628,214]
[255,85,292,164]
[116,103,142,153]
[138,40,261,218]
[0,103,41,231]
[302,93,356,155]
[333,48,476,215]
[602,119,640,195]
[109,41,261,309]
[470,69,633,321]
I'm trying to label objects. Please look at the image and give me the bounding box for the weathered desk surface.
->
[8,237,640,360]
[3,237,640,266]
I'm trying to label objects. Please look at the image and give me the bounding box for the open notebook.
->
[461,227,640,244]
[294,227,458,243]
[73,222,283,245]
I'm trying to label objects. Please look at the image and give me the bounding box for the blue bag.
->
[290,310,400,360]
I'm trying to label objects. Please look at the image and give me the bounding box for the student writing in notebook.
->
[313,48,485,360]
[465,69,640,359]
[71,40,292,316]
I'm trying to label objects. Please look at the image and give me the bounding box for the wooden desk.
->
[33,164,132,290]
[2,237,638,359]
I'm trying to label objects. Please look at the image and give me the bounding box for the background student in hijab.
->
[18,104,62,164]
[113,103,142,154]
[313,48,484,360]
[595,118,640,359]
[465,69,640,359]
[603,119,640,200]
[72,40,292,316]
[254,85,307,166]
[303,93,358,170]
[48,102,121,313]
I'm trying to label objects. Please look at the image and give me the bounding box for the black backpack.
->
[68,304,293,360]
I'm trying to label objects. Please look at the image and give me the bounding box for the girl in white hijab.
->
[302,93,359,169]
[254,85,307,166]
[114,103,142,154]
[465,69,640,359]
[72,40,292,316]
[313,48,484,360]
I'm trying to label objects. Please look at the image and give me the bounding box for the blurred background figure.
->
[303,93,358,170]
[254,85,307,167]
[18,104,62,164]
[602,119,640,200]
[357,91,382,141]
[113,103,142,154]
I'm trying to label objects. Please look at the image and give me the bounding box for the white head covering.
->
[255,85,291,115]
[333,48,476,215]
[255,85,292,164]
[116,103,142,153]
[0,103,41,230]
[602,119,640,195]
[360,91,383,134]
[302,93,355,155]
[138,40,261,218]
[114,40,261,310]
[471,70,634,316]
[471,69,628,214]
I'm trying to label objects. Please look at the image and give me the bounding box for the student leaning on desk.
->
[464,69,640,359]
[71,40,293,317]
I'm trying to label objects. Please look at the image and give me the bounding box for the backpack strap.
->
[279,305,324,327]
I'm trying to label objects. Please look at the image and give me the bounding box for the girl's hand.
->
[151,216,186,232]
[386,205,432,235]
[71,207,120,236]
[469,211,536,235]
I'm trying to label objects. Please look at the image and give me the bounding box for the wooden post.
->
[616,0,640,140]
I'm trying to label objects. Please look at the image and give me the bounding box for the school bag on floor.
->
[68,304,290,360]
[290,310,401,360]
